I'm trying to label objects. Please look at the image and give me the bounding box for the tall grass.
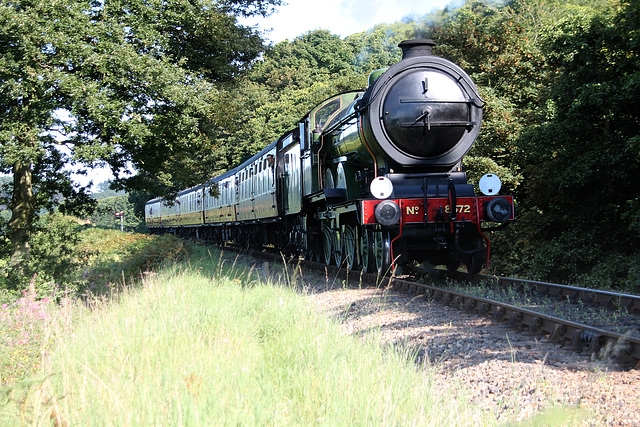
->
[2,249,496,426]
[1,229,191,388]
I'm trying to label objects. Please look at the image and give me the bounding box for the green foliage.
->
[28,215,84,287]
[74,229,190,297]
[253,31,355,92]
[89,194,146,232]
[0,214,85,300]
[0,220,190,304]
[434,0,545,106]
[0,0,279,276]
[509,0,640,286]
[464,86,523,194]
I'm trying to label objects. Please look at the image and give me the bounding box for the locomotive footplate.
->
[314,201,359,221]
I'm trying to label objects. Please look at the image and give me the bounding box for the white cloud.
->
[243,0,455,43]
[71,167,114,191]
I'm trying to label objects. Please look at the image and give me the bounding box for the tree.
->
[0,0,280,283]
[92,180,125,200]
[89,194,145,232]
[516,0,640,286]
[251,30,355,92]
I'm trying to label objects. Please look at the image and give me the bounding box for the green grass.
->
[1,245,589,426]
[76,229,191,295]
[1,249,499,426]
[1,229,191,391]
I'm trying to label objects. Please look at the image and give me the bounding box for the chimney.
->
[399,39,435,59]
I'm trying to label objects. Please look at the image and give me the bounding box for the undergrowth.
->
[0,227,191,387]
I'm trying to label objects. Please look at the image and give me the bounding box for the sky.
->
[242,0,456,44]
[73,0,455,191]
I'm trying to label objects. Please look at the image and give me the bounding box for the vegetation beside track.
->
[1,233,587,425]
[0,227,189,385]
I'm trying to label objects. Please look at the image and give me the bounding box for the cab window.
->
[314,98,341,130]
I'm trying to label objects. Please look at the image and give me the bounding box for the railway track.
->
[438,270,640,315]
[224,245,640,370]
[405,274,639,367]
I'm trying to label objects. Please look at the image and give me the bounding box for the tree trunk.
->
[8,161,35,276]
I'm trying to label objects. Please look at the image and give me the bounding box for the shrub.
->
[0,289,55,385]
[0,213,86,302]
[76,231,191,297]
[0,228,191,386]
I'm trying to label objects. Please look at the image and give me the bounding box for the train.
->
[145,39,514,275]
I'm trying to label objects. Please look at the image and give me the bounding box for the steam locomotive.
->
[145,39,514,275]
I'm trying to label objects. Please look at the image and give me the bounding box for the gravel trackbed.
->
[308,285,640,425]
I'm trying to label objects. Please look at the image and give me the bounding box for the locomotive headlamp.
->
[479,174,502,196]
[370,176,393,199]
[485,197,512,223]
[375,200,402,226]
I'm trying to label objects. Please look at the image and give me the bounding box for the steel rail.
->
[492,276,640,314]
[429,269,640,314]
[385,275,640,369]
[330,265,640,370]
